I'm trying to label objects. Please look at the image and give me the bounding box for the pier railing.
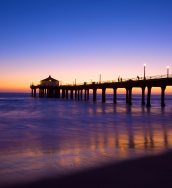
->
[120,74,172,82]
[74,74,172,86]
[30,74,172,87]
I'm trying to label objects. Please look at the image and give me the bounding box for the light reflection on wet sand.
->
[1,126,172,186]
[0,94,172,186]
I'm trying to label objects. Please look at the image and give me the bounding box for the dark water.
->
[0,93,172,186]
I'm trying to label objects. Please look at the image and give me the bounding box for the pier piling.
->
[57,89,60,98]
[146,86,151,107]
[81,89,83,99]
[31,89,33,97]
[85,89,87,100]
[102,88,106,102]
[70,89,73,99]
[126,88,128,103]
[113,88,117,103]
[128,87,132,105]
[66,89,68,99]
[62,89,65,98]
[142,86,145,105]
[44,89,46,97]
[75,90,77,99]
[42,89,44,97]
[161,86,166,107]
[93,89,97,101]
[78,90,80,99]
[34,88,36,97]
[87,89,89,99]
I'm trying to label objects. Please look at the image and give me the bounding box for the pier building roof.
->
[41,75,58,82]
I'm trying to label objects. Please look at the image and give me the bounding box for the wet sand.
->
[4,150,172,188]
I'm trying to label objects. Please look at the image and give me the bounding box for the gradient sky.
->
[0,0,172,93]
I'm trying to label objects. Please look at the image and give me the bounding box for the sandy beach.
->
[3,150,172,188]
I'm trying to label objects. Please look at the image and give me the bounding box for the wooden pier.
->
[30,74,172,107]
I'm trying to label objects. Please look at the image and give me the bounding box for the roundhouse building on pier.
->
[40,75,59,86]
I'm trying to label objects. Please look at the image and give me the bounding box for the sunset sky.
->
[0,0,172,93]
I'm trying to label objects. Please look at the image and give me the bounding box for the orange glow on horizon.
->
[0,72,171,94]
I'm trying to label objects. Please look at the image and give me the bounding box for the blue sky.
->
[0,0,172,91]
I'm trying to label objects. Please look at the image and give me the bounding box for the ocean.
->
[0,93,172,187]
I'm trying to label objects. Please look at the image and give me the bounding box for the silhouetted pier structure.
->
[30,74,172,107]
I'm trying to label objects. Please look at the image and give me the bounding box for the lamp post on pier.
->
[75,77,76,85]
[99,72,101,84]
[144,64,146,80]
[91,78,92,84]
[118,74,120,82]
[167,66,169,78]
